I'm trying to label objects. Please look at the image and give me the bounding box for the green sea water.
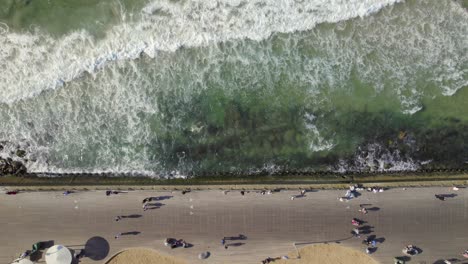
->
[0,0,148,37]
[0,0,467,177]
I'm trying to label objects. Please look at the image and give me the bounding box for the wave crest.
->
[0,0,403,103]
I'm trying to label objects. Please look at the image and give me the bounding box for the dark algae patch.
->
[145,81,468,175]
[323,109,468,171]
[149,79,315,173]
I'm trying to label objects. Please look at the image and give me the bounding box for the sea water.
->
[0,0,467,177]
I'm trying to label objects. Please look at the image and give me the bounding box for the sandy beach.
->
[1,186,467,264]
[275,244,379,264]
[106,248,186,264]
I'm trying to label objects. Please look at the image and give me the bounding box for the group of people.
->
[367,187,384,193]
[347,191,376,254]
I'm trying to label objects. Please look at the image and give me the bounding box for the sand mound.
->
[274,244,379,264]
[106,248,187,264]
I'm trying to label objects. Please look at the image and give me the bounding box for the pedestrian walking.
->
[115,216,122,222]
[114,233,121,239]
[352,228,360,238]
[221,238,225,245]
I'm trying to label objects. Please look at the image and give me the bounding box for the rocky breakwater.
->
[0,144,27,176]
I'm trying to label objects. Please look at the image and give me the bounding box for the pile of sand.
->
[274,244,379,264]
[106,248,187,264]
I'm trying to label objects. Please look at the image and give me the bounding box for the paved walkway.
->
[1,186,467,264]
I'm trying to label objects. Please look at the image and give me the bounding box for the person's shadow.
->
[433,259,459,264]
[375,237,385,243]
[227,242,245,247]
[151,196,173,201]
[122,231,141,236]
[225,234,247,240]
[359,226,374,234]
[122,214,142,219]
[145,203,165,209]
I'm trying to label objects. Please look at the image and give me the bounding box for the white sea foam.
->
[304,113,335,152]
[0,0,467,176]
[0,0,404,104]
[333,143,420,173]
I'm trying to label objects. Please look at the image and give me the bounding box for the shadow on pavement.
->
[121,231,141,236]
[84,236,110,261]
[122,214,142,218]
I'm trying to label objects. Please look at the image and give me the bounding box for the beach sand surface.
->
[106,248,186,264]
[276,244,378,264]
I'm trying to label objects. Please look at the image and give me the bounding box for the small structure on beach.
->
[45,245,72,264]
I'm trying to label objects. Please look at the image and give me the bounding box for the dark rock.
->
[16,149,27,158]
[0,158,7,173]
[11,161,27,174]
[0,157,27,175]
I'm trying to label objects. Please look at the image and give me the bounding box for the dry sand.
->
[275,244,379,264]
[106,244,377,264]
[106,248,186,264]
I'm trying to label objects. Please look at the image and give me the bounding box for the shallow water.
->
[0,0,467,177]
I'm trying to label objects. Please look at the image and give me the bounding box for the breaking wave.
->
[0,0,404,103]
